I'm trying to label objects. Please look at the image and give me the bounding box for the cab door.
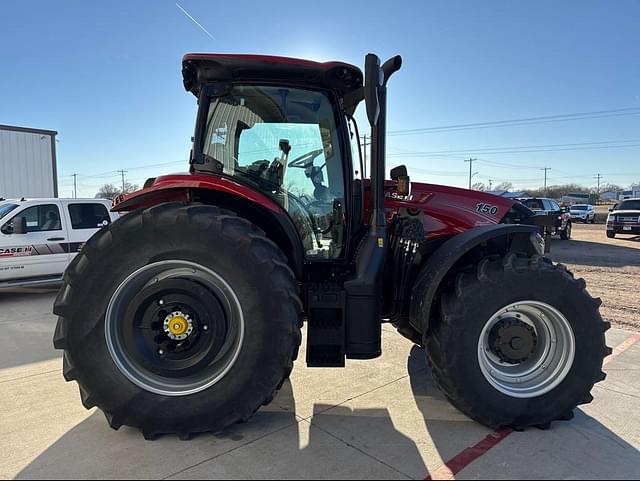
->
[63,202,114,258]
[0,202,69,282]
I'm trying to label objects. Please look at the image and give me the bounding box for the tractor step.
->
[306,287,346,367]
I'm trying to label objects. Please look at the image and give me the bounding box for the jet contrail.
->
[176,3,216,41]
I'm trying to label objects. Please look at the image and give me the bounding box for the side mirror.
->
[364,54,382,128]
[1,217,26,235]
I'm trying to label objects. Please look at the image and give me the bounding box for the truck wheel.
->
[425,254,610,429]
[560,222,572,240]
[607,231,616,239]
[53,203,302,439]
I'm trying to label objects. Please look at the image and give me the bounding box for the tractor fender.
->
[112,174,305,278]
[409,224,542,338]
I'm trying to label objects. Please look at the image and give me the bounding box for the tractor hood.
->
[380,180,520,239]
[182,54,363,111]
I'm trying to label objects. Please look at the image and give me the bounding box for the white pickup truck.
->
[0,198,119,288]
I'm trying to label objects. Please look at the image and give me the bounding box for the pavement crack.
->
[160,421,298,480]
[301,417,414,480]
[0,369,60,384]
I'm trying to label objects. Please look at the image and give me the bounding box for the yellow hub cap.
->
[169,317,189,336]
[163,311,194,341]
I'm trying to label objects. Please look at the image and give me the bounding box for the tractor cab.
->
[183,54,366,261]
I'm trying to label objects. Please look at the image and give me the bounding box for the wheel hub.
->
[163,311,194,341]
[105,260,245,397]
[489,317,538,364]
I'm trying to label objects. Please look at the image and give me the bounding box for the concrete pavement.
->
[1,288,638,480]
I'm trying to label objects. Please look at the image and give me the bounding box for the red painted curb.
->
[425,331,640,480]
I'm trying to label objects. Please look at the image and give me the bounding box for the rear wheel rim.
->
[105,260,244,397]
[477,301,575,399]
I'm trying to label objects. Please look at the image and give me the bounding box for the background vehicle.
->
[607,199,640,238]
[518,197,573,240]
[0,198,117,288]
[569,204,596,224]
[53,53,608,440]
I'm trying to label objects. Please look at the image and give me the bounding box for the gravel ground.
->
[549,223,640,330]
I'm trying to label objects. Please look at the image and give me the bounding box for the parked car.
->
[0,198,119,288]
[517,197,572,240]
[569,204,596,223]
[607,198,640,238]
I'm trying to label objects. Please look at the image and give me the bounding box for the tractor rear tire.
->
[425,254,610,430]
[53,203,302,439]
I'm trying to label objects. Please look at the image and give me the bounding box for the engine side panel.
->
[379,181,517,238]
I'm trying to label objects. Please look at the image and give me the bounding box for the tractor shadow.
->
[0,287,60,370]
[13,347,640,479]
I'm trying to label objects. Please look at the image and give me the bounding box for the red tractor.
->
[54,53,609,439]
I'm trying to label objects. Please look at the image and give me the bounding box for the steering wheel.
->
[288,149,324,169]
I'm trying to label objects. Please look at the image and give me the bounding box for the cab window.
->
[201,85,347,259]
[14,204,62,233]
[69,203,111,230]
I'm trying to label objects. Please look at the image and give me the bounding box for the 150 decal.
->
[476,203,499,216]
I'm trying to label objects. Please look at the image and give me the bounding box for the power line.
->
[387,107,640,137]
[387,138,640,158]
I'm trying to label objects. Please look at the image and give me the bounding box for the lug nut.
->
[158,299,165,306]
[203,325,209,332]
[157,349,165,356]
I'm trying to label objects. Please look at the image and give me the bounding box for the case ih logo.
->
[0,246,33,258]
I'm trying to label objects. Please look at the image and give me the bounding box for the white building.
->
[0,124,58,199]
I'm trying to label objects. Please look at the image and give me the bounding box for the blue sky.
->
[1,0,639,197]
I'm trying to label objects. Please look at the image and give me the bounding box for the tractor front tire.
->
[53,203,302,439]
[424,254,610,430]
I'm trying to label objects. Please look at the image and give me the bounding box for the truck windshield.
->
[200,85,347,259]
[0,203,19,220]
[616,200,640,211]
[572,206,588,211]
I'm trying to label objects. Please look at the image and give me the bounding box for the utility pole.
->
[361,134,370,178]
[118,170,128,194]
[72,174,77,199]
[595,173,603,197]
[541,167,552,196]
[488,179,494,192]
[464,158,476,190]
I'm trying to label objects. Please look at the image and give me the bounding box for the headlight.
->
[531,232,545,256]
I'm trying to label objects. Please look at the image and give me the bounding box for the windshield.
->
[0,203,19,220]
[616,200,640,211]
[571,205,588,211]
[520,199,544,210]
[200,85,347,259]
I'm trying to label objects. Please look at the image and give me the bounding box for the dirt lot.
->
[549,223,640,330]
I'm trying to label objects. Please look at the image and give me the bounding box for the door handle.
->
[47,237,65,242]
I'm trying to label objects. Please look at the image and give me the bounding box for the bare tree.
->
[494,182,513,192]
[95,182,139,200]
[472,182,487,192]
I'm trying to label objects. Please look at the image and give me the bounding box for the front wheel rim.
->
[105,260,245,397]
[477,301,575,399]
